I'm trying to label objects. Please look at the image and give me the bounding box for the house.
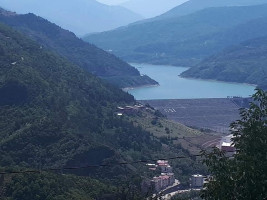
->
[152,177,162,193]
[191,174,204,188]
[161,173,175,185]
[157,160,173,173]
[151,174,175,193]
[218,134,236,155]
[116,104,145,115]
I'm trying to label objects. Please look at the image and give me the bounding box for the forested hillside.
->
[1,171,119,200]
[0,23,205,199]
[85,4,267,66]
[181,36,267,90]
[0,22,138,168]
[0,9,156,88]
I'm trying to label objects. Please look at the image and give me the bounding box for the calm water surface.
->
[128,63,256,100]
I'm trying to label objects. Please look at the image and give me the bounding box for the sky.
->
[96,0,128,5]
[97,0,189,18]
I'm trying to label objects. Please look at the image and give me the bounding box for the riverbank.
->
[122,83,159,92]
[179,75,258,89]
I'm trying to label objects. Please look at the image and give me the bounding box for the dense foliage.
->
[1,171,117,200]
[0,22,164,176]
[0,10,156,88]
[85,4,267,66]
[201,89,267,199]
[0,17,211,199]
[182,36,267,90]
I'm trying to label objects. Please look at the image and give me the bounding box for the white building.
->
[191,174,204,188]
[218,134,236,155]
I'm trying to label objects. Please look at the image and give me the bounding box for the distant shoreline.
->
[179,75,257,88]
[122,83,159,92]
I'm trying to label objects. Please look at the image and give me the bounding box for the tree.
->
[200,89,267,200]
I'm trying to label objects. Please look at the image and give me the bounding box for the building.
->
[191,174,204,188]
[218,134,236,156]
[116,104,146,115]
[152,177,162,193]
[157,160,173,173]
[151,173,175,193]
[148,160,176,193]
[161,173,175,185]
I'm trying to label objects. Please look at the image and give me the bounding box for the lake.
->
[128,63,256,100]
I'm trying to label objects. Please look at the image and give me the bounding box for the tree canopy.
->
[201,89,267,200]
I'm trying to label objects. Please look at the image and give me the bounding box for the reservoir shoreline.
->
[179,75,257,88]
[128,63,256,100]
[122,83,159,92]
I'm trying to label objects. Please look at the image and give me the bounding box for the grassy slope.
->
[128,108,221,154]
[0,11,157,88]
[84,4,267,66]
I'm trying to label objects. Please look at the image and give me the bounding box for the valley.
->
[0,0,266,199]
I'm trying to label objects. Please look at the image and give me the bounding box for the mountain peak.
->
[0,7,16,16]
[0,0,143,35]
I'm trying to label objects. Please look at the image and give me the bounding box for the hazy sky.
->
[96,0,128,5]
[97,0,189,18]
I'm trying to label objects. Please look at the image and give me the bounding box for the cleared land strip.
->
[140,98,247,133]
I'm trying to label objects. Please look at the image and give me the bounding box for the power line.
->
[0,150,236,175]
[0,154,203,175]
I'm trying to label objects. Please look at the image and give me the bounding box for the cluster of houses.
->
[116,104,146,116]
[147,160,175,193]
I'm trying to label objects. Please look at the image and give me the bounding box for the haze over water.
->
[128,63,256,100]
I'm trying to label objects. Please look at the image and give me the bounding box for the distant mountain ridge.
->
[120,0,188,18]
[0,0,143,35]
[154,0,267,20]
[0,10,156,88]
[84,4,267,66]
[181,36,267,90]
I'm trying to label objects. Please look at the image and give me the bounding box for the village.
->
[143,133,236,199]
[116,103,236,198]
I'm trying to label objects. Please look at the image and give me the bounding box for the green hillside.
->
[1,171,119,200]
[0,22,207,198]
[0,21,127,166]
[0,22,161,173]
[181,36,267,90]
[84,4,267,66]
[0,10,156,88]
